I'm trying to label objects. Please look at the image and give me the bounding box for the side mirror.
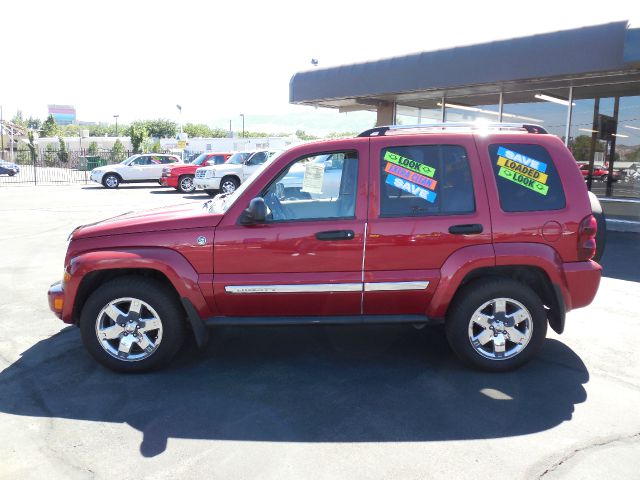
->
[240,197,267,225]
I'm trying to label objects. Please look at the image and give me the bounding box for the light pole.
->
[113,114,119,137]
[176,104,183,134]
[240,113,245,138]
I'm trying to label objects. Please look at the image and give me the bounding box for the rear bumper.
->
[564,260,602,310]
[48,280,65,320]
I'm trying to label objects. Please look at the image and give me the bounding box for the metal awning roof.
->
[289,21,640,111]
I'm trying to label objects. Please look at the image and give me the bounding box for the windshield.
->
[227,152,251,165]
[191,154,209,166]
[120,154,139,165]
[206,150,284,214]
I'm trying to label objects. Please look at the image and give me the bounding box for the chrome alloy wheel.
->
[467,297,533,360]
[220,179,237,194]
[104,175,119,188]
[179,176,195,193]
[95,297,163,362]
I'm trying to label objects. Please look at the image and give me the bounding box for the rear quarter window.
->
[489,144,565,212]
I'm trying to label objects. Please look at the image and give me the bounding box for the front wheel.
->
[102,173,120,189]
[177,174,196,193]
[80,276,185,372]
[220,176,240,194]
[445,278,547,372]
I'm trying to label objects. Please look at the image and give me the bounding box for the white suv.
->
[90,154,181,189]
[194,151,276,195]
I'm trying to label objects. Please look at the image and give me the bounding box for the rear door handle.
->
[315,230,355,241]
[448,224,483,235]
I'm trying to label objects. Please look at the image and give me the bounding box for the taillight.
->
[578,214,597,261]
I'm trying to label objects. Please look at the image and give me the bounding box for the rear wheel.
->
[102,173,120,189]
[177,174,196,193]
[80,276,185,372]
[445,278,547,372]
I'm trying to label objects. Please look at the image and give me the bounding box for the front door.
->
[363,134,492,315]
[241,151,270,181]
[213,142,369,317]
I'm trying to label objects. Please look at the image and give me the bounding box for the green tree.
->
[27,131,38,161]
[57,137,69,163]
[184,123,213,138]
[44,143,58,166]
[128,122,148,153]
[150,140,162,153]
[87,141,99,155]
[295,129,319,140]
[12,110,26,127]
[143,119,177,138]
[26,117,41,130]
[569,135,604,163]
[110,139,127,162]
[41,114,60,137]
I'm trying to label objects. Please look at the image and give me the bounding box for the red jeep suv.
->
[48,123,602,373]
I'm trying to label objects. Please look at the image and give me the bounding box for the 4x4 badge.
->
[197,236,207,246]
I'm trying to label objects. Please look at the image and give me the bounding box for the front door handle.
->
[448,224,483,235]
[316,230,355,241]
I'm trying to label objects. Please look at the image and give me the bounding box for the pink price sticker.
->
[385,162,437,191]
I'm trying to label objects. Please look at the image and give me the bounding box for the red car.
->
[49,123,602,373]
[578,163,619,182]
[160,152,232,193]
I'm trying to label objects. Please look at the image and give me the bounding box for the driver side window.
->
[260,151,359,222]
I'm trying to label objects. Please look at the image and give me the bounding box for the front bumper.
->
[90,171,103,184]
[194,177,221,190]
[160,176,178,188]
[48,280,65,319]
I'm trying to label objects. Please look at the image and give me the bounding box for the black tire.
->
[177,174,196,193]
[588,191,606,263]
[8,172,16,177]
[102,173,121,189]
[601,174,608,183]
[204,189,217,197]
[80,276,185,372]
[445,278,547,372]
[219,176,240,194]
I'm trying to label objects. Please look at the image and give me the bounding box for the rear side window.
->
[380,145,475,217]
[489,144,565,212]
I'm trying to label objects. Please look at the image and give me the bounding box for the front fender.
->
[62,247,211,323]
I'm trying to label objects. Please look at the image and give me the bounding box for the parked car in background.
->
[90,154,181,188]
[194,150,277,195]
[578,163,619,182]
[160,152,232,193]
[0,159,19,176]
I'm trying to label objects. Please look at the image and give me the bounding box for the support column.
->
[606,96,620,197]
[498,92,504,122]
[375,102,396,127]
[564,86,574,147]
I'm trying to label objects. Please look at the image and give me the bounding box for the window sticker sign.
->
[301,162,325,194]
[496,146,549,196]
[384,151,436,178]
[385,162,438,190]
[386,174,437,203]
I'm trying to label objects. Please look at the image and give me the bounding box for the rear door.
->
[363,134,492,315]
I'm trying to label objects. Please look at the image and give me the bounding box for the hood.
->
[73,202,223,239]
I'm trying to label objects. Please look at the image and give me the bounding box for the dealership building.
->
[290,21,640,201]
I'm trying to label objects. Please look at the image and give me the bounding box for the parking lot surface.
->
[1,184,639,479]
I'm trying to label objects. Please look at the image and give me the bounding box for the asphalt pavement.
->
[1,185,639,480]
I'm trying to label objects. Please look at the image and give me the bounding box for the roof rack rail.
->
[357,122,548,137]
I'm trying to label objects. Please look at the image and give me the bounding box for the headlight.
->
[162,167,170,175]
[205,170,216,178]
[92,169,103,174]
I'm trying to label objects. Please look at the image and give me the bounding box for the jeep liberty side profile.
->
[48,123,602,373]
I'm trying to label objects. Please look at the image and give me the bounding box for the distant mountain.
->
[210,109,377,137]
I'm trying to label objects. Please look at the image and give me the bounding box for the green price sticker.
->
[498,167,549,195]
[384,151,436,178]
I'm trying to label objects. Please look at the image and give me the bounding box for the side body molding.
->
[63,247,212,323]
